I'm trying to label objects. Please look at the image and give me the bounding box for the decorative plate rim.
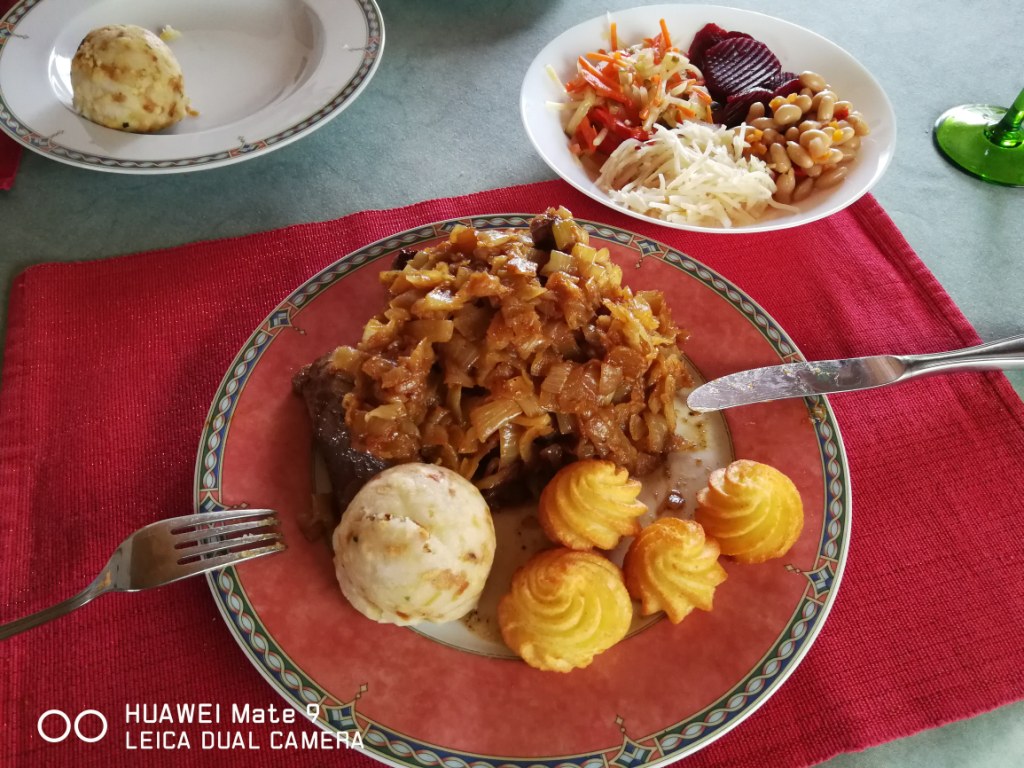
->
[194,214,852,768]
[0,0,385,173]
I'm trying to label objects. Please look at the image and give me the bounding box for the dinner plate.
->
[195,215,851,766]
[520,4,896,233]
[0,0,383,173]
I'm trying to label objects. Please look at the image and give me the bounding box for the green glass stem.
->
[984,87,1024,148]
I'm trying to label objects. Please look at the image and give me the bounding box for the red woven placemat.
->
[2,180,1023,767]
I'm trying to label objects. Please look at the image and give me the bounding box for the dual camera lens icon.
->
[37,710,108,743]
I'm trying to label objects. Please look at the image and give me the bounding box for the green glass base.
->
[934,104,1024,187]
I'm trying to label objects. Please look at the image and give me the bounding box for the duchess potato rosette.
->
[695,459,804,563]
[623,517,727,623]
[498,548,632,672]
[538,459,647,550]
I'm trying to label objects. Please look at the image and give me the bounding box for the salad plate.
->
[195,214,851,767]
[0,0,383,173]
[521,5,896,233]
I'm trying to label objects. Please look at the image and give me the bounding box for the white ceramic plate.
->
[0,0,383,173]
[520,4,896,233]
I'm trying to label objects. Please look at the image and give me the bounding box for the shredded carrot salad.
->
[552,20,714,158]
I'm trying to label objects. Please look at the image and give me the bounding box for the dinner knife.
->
[686,334,1024,412]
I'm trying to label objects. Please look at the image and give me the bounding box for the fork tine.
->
[161,509,278,534]
[174,541,287,580]
[179,532,284,563]
[173,517,279,548]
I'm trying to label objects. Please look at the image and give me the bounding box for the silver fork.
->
[0,509,284,640]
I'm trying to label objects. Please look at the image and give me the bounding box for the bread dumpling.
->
[538,460,646,550]
[71,24,193,133]
[498,548,632,672]
[623,518,726,623]
[333,464,496,625]
[695,459,803,563]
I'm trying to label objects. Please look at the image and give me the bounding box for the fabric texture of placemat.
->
[2,180,1023,768]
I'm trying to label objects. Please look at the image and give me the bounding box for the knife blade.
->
[685,334,1024,412]
[686,356,907,412]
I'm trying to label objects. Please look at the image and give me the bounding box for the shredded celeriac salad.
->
[596,122,792,228]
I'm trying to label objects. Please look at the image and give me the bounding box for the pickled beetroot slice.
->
[713,88,774,127]
[687,23,727,70]
[702,37,782,102]
[688,22,751,70]
[769,72,801,96]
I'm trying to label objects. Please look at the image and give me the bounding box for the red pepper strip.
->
[574,115,598,154]
[645,36,661,65]
[589,106,651,144]
[598,61,629,98]
[565,77,589,94]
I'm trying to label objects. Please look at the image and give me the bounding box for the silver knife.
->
[686,334,1024,412]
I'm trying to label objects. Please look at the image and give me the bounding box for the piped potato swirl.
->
[538,459,647,550]
[498,548,632,672]
[623,518,727,623]
[695,459,803,563]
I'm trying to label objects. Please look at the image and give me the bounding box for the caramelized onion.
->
[326,207,693,498]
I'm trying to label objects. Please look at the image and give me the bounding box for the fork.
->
[0,509,284,640]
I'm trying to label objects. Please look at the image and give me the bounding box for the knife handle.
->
[901,334,1024,377]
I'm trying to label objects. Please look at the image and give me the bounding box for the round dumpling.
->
[623,517,727,623]
[71,24,193,133]
[694,459,803,563]
[538,460,647,550]
[333,464,496,626]
[498,548,632,672]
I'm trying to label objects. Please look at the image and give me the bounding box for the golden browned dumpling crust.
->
[498,548,632,672]
[538,460,647,550]
[623,517,727,623]
[695,459,804,563]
